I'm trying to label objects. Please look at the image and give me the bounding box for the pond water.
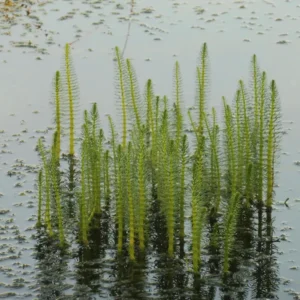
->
[0,0,300,299]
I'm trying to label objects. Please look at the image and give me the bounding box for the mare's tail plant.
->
[249,55,262,202]
[61,43,80,156]
[50,131,65,247]
[257,71,267,203]
[137,126,147,251]
[179,134,188,239]
[239,80,252,203]
[222,98,240,274]
[104,150,111,201]
[36,42,283,274]
[266,80,281,208]
[191,141,207,272]
[126,58,143,131]
[80,105,103,224]
[197,42,209,133]
[53,71,62,160]
[80,128,88,245]
[115,46,128,148]
[37,170,43,228]
[116,144,126,253]
[38,138,53,237]
[173,61,183,151]
[126,142,135,260]
[204,108,221,218]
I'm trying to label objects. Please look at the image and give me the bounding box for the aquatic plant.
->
[126,58,142,131]
[156,98,176,257]
[266,80,281,207]
[116,144,126,253]
[37,138,53,237]
[174,61,183,151]
[35,42,282,276]
[126,142,135,260]
[179,134,188,239]
[61,43,79,156]
[37,170,43,228]
[115,46,128,148]
[258,71,267,203]
[197,43,209,131]
[239,80,251,202]
[103,150,111,201]
[53,71,61,160]
[80,105,103,232]
[80,130,88,245]
[222,98,239,273]
[137,126,147,251]
[204,108,221,218]
[50,131,65,247]
[191,141,207,272]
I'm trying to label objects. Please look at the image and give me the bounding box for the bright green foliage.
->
[126,59,142,131]
[197,43,209,132]
[204,108,221,216]
[36,43,282,276]
[115,46,128,148]
[266,80,281,207]
[179,134,188,239]
[258,71,267,203]
[81,106,102,219]
[156,98,176,257]
[167,140,175,257]
[137,126,147,251]
[222,98,239,273]
[126,142,135,260]
[145,80,157,176]
[146,79,155,141]
[239,80,252,202]
[174,61,183,151]
[61,44,79,156]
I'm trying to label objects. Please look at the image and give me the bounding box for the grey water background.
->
[0,0,300,298]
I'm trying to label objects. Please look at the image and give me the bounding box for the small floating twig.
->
[284,197,289,207]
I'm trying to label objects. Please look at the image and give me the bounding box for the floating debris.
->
[10,41,37,48]
[194,6,205,15]
[115,3,124,10]
[140,7,154,14]
[277,40,290,44]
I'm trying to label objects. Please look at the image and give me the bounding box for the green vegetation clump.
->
[36,43,281,274]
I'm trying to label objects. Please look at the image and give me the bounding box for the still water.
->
[0,0,300,299]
